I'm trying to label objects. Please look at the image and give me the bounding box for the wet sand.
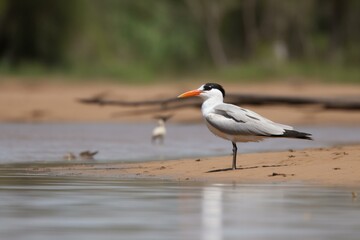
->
[1,78,360,185]
[26,144,360,186]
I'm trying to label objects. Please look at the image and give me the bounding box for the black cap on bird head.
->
[203,83,225,98]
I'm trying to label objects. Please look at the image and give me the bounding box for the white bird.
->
[178,83,312,170]
[152,118,166,144]
[63,152,77,161]
[151,115,173,144]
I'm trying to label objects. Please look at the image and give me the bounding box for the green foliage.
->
[69,0,205,75]
[0,0,80,66]
[213,61,360,83]
[0,0,359,83]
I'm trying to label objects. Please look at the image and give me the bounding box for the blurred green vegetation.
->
[0,0,359,83]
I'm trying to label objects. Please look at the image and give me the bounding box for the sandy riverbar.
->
[25,144,360,187]
[1,79,360,186]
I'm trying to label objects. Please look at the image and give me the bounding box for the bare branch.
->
[78,93,360,116]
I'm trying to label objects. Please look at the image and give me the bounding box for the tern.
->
[152,115,173,144]
[178,83,312,170]
[152,118,166,144]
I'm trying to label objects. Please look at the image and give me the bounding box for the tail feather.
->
[273,129,313,140]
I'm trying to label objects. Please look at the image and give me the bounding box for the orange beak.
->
[177,89,202,98]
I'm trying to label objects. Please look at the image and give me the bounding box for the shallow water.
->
[0,123,359,164]
[0,175,359,240]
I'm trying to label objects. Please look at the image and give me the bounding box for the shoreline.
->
[23,144,360,187]
[1,80,359,187]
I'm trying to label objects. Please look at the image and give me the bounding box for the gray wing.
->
[205,104,293,136]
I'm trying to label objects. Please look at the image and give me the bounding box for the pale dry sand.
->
[1,78,360,185]
[0,78,360,124]
[28,144,360,186]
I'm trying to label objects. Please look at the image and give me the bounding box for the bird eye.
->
[203,85,212,91]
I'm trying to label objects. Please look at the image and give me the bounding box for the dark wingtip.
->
[272,129,313,140]
[283,129,313,140]
[298,135,313,140]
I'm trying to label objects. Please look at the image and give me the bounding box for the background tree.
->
[0,0,359,78]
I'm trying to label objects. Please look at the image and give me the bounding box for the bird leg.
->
[232,142,237,170]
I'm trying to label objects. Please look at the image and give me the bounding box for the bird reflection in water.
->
[202,186,223,240]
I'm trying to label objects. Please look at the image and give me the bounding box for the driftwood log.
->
[77,93,360,116]
[78,94,360,109]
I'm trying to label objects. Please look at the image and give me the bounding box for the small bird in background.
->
[79,150,98,160]
[152,114,173,144]
[63,152,77,161]
[178,83,312,170]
